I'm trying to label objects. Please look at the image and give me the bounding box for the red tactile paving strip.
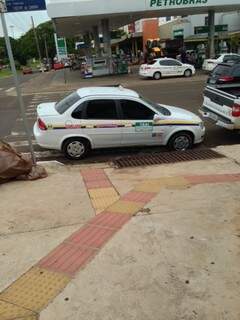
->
[185,173,240,185]
[87,211,131,230]
[121,191,157,203]
[38,212,131,277]
[38,242,96,277]
[66,224,117,249]
[85,180,113,189]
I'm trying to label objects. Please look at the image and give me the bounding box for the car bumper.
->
[194,126,206,144]
[199,106,235,130]
[202,64,215,72]
[33,122,61,150]
[139,70,149,77]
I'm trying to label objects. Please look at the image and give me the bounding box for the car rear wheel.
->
[153,72,161,80]
[62,138,90,160]
[184,69,192,77]
[168,132,193,151]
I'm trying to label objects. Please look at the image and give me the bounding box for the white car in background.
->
[202,53,240,72]
[34,86,205,160]
[139,58,196,80]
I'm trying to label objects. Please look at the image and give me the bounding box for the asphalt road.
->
[0,73,37,137]
[0,73,239,162]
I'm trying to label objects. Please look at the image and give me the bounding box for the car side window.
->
[160,60,181,66]
[120,100,154,120]
[159,60,171,66]
[72,103,85,119]
[85,100,117,120]
[232,66,240,77]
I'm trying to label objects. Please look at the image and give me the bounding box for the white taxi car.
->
[34,86,205,159]
[139,58,196,80]
[202,53,240,72]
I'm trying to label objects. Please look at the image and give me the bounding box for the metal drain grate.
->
[111,149,224,169]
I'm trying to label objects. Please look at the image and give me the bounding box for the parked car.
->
[53,62,64,70]
[22,67,33,75]
[139,58,195,80]
[200,63,240,130]
[202,53,240,72]
[207,62,240,86]
[34,86,205,159]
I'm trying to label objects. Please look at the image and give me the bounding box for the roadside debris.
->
[0,140,47,183]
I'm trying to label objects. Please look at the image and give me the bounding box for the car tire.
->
[184,69,192,77]
[153,72,161,80]
[62,137,90,160]
[168,132,193,151]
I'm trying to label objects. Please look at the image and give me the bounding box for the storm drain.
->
[111,149,224,169]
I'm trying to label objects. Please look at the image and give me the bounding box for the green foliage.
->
[0,20,77,66]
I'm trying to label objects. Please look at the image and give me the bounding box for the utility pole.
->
[44,34,49,66]
[10,24,14,38]
[0,0,36,164]
[31,16,43,72]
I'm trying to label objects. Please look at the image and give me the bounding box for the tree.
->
[0,20,78,66]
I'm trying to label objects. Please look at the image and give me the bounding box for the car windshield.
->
[55,92,80,114]
[141,97,171,116]
[215,54,221,59]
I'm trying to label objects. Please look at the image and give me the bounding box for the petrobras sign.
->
[149,0,208,7]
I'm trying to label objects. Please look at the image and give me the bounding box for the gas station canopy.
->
[47,0,240,36]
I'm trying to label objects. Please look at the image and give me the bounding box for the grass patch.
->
[0,69,12,78]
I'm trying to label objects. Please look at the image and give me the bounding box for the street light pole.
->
[0,0,36,164]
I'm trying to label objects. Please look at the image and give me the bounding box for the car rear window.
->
[147,60,157,65]
[55,92,80,114]
[212,65,231,76]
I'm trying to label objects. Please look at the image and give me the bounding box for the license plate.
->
[208,112,218,122]
[209,79,216,84]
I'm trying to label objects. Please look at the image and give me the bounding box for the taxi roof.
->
[76,86,139,98]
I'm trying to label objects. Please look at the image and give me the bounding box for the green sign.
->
[195,25,228,34]
[150,0,208,7]
[173,29,184,38]
[135,122,153,132]
[57,38,67,55]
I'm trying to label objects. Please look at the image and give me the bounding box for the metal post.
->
[0,1,36,164]
[208,10,215,59]
[44,35,49,62]
[31,16,43,72]
[101,18,112,74]
[92,25,101,57]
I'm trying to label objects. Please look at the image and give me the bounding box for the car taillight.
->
[38,118,47,130]
[219,76,234,82]
[232,103,240,117]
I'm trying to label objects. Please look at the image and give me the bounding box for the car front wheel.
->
[62,138,90,160]
[168,132,193,151]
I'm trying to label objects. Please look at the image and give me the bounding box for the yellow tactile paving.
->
[88,187,119,214]
[108,200,143,215]
[92,196,119,212]
[135,177,189,193]
[88,187,119,199]
[0,267,70,313]
[0,299,37,320]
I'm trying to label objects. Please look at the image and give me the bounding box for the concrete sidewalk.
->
[0,146,240,320]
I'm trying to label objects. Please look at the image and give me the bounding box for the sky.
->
[0,3,50,39]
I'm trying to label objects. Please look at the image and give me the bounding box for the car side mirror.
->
[153,114,161,121]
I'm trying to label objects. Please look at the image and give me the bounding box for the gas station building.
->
[47,0,240,75]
